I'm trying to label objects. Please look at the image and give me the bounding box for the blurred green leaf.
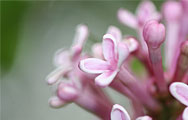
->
[1,1,28,75]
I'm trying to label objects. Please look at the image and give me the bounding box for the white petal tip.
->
[111,104,131,120]
[183,107,188,120]
[170,82,188,106]
[136,116,152,120]
[95,70,117,87]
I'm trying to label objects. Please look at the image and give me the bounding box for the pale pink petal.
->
[136,116,152,120]
[54,49,71,67]
[117,43,129,68]
[73,24,89,48]
[49,96,66,108]
[107,26,122,42]
[111,104,131,120]
[46,67,72,85]
[170,82,188,106]
[79,58,110,74]
[103,34,118,63]
[183,107,188,120]
[92,43,103,59]
[71,45,82,61]
[57,82,79,101]
[95,70,118,87]
[123,37,139,52]
[117,8,137,29]
[136,1,160,26]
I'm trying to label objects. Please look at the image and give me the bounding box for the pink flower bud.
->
[117,8,137,29]
[162,1,182,22]
[143,20,165,49]
[57,82,79,101]
[136,1,160,26]
[49,96,66,108]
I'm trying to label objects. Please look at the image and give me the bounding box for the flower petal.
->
[117,8,137,29]
[123,37,139,52]
[103,34,118,63]
[57,82,79,101]
[170,82,188,106]
[111,104,131,120]
[136,1,160,26]
[136,116,152,120]
[79,58,110,74]
[92,43,103,59]
[46,67,72,85]
[107,26,122,42]
[183,107,188,120]
[95,70,118,87]
[72,24,89,48]
[54,49,71,67]
[117,43,129,68]
[49,96,67,108]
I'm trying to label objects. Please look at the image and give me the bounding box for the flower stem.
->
[172,41,188,82]
[117,66,161,112]
[148,47,167,93]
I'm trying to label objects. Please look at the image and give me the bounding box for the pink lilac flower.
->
[46,24,113,120]
[80,28,160,111]
[91,26,139,60]
[46,1,188,120]
[80,34,129,87]
[117,0,160,54]
[46,24,88,85]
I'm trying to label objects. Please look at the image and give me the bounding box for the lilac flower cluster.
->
[46,0,188,120]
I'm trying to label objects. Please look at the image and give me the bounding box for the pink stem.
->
[165,22,179,76]
[138,27,149,55]
[148,47,167,93]
[75,86,112,120]
[134,47,153,76]
[110,80,144,117]
[89,80,113,106]
[117,66,160,112]
[172,41,188,82]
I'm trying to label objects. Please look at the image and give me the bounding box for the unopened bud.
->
[162,1,182,22]
[57,82,79,101]
[143,20,165,49]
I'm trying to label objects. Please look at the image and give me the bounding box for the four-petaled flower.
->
[80,34,129,87]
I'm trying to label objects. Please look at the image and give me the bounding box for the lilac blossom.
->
[46,1,188,120]
[80,34,129,87]
[117,0,160,54]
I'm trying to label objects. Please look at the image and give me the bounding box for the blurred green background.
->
[1,1,163,120]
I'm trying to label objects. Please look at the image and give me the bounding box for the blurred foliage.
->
[0,0,164,75]
[1,2,28,75]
